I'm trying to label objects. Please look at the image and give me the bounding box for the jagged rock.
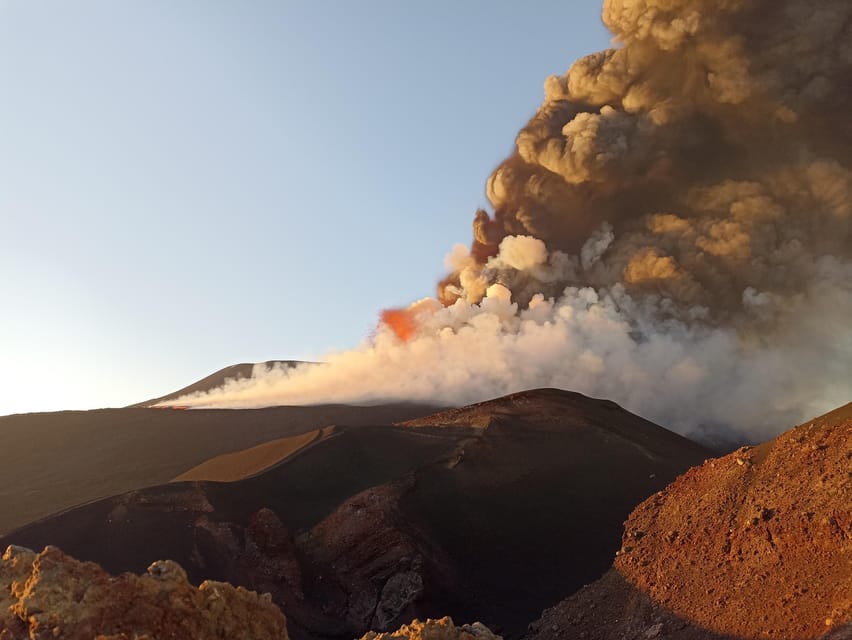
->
[361,617,501,640]
[241,508,304,598]
[375,570,425,629]
[298,482,446,632]
[0,545,288,640]
[188,507,308,634]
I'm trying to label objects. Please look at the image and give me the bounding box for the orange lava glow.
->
[380,308,417,342]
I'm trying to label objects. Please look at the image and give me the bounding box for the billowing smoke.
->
[164,0,852,443]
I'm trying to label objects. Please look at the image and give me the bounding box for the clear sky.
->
[0,1,611,415]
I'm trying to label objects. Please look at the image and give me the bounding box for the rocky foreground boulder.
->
[527,404,852,640]
[360,617,501,640]
[0,545,288,639]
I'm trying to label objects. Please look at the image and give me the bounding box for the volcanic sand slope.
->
[0,402,441,535]
[172,427,336,482]
[1,389,711,640]
[526,403,852,640]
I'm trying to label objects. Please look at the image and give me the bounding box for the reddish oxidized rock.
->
[361,617,501,640]
[0,545,288,640]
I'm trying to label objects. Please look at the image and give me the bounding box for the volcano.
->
[1,388,710,640]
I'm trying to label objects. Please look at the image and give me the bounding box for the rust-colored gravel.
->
[529,403,852,640]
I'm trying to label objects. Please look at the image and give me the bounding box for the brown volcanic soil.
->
[0,402,441,535]
[173,427,335,482]
[1,389,711,640]
[527,403,852,640]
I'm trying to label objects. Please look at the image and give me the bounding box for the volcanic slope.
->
[1,388,711,640]
[527,402,852,640]
[0,401,440,536]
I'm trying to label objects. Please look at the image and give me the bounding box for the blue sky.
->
[0,1,610,415]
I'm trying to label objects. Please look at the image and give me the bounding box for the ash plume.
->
[165,0,852,442]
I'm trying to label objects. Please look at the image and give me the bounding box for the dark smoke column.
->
[440,0,852,330]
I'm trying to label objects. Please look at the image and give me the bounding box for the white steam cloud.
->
[165,236,851,442]
[162,0,852,443]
